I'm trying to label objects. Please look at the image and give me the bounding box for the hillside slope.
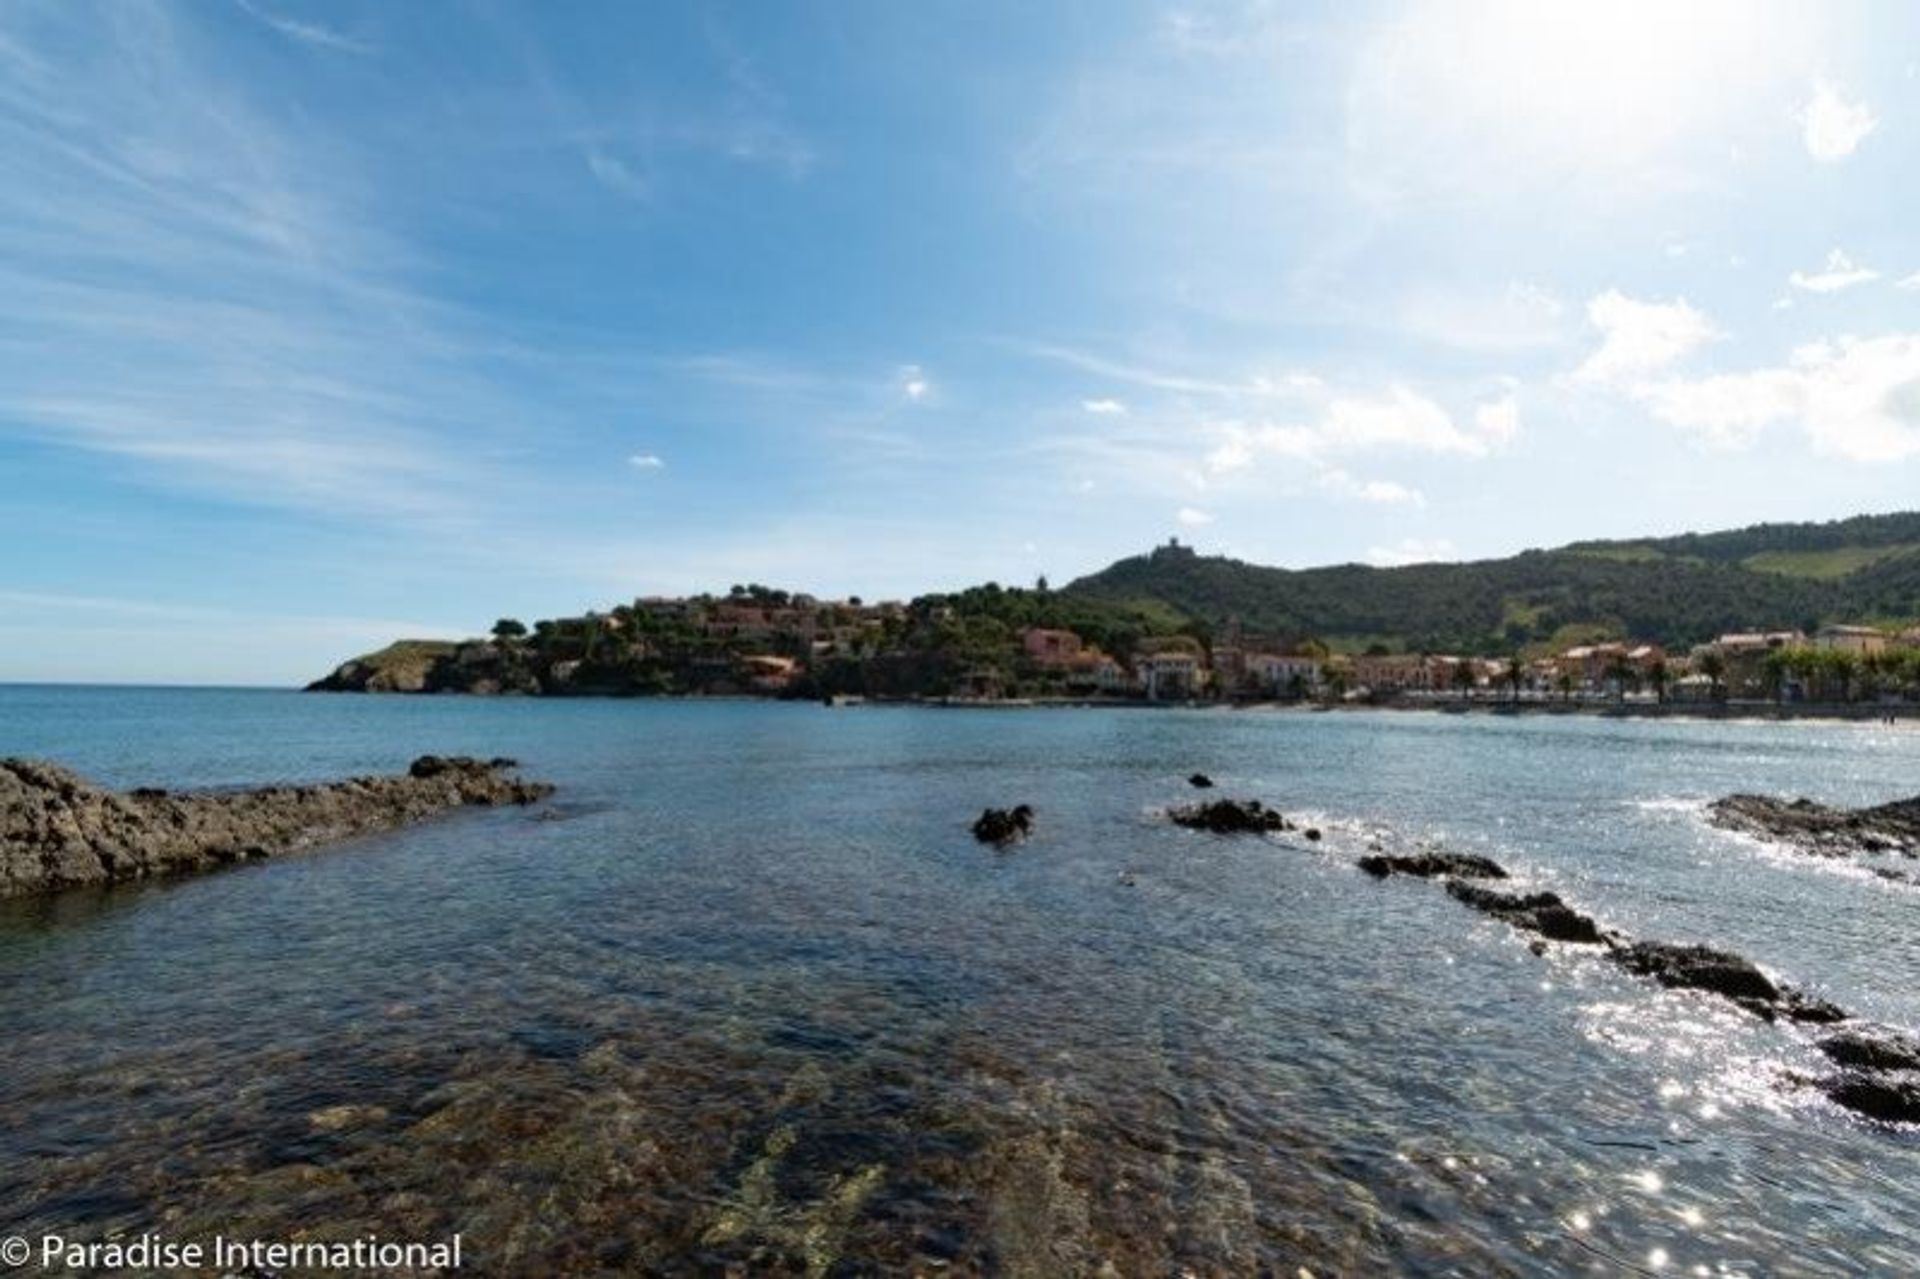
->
[1064,515,1920,655]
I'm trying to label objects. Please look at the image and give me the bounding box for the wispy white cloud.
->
[1020,343,1319,399]
[1572,290,1717,386]
[233,0,373,55]
[1789,248,1879,294]
[898,364,931,402]
[1176,506,1214,527]
[0,4,531,529]
[1798,78,1876,162]
[1395,281,1567,352]
[627,453,666,470]
[1636,334,1920,461]
[1081,397,1127,414]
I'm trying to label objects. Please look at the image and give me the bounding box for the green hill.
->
[1062,514,1920,655]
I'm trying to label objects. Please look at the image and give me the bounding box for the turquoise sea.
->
[3,686,1919,1274]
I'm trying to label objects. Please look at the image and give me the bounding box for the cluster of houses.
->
[1018,622,1920,704]
[595,592,1920,703]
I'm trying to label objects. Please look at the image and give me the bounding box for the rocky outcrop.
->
[1607,942,1846,1024]
[1187,773,1215,789]
[1820,1029,1920,1072]
[1167,798,1290,835]
[1813,1031,1920,1124]
[308,640,544,695]
[1709,792,1920,861]
[971,805,1034,845]
[1444,883,1609,944]
[1358,850,1508,880]
[1819,1075,1920,1124]
[0,755,553,898]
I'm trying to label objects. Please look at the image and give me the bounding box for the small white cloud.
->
[1799,78,1877,162]
[587,150,649,200]
[1473,387,1522,445]
[1665,241,1689,259]
[1897,271,1920,291]
[1205,437,1254,474]
[1075,478,1096,493]
[1789,248,1879,294]
[898,365,931,402]
[1176,506,1215,527]
[1319,468,1427,507]
[1367,538,1458,567]
[1573,290,1717,386]
[627,453,666,470]
[1081,398,1127,414]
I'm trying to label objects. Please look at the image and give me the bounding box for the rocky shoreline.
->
[1710,792,1920,881]
[1162,788,1920,1126]
[0,755,553,899]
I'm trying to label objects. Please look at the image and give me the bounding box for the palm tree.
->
[1699,650,1726,701]
[1452,659,1477,699]
[1604,656,1636,702]
[1556,670,1575,703]
[1648,658,1670,705]
[1505,657,1525,702]
[1827,650,1861,704]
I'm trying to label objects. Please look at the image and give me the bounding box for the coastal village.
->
[315,582,1920,709]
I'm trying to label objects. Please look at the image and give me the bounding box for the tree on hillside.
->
[492,618,528,644]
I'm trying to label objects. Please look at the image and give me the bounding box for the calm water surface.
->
[2,687,1918,1275]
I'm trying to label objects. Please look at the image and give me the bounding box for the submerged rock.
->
[1168,798,1290,835]
[0,755,553,899]
[1444,883,1608,944]
[972,805,1034,845]
[1820,1029,1920,1072]
[1357,851,1508,880]
[1187,773,1215,789]
[1709,792,1920,860]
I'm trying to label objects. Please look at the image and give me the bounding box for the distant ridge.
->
[1062,512,1920,655]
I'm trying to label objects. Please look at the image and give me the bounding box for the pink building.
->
[1021,627,1084,666]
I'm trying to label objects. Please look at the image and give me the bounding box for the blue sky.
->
[5,1,1920,684]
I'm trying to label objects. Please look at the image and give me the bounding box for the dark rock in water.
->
[1709,792,1920,860]
[1444,883,1607,944]
[1821,1073,1920,1124]
[1778,988,1850,1025]
[1168,798,1290,835]
[1609,941,1779,1005]
[972,805,1034,845]
[1304,828,1323,842]
[1821,1030,1920,1072]
[0,755,554,899]
[1188,773,1215,789]
[1358,851,1508,880]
